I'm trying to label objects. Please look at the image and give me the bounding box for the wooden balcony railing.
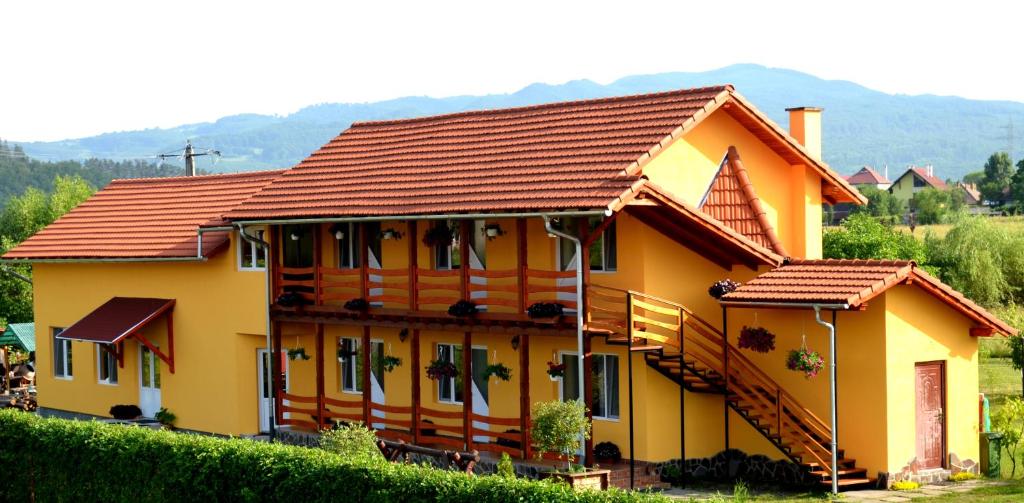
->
[275,265,576,313]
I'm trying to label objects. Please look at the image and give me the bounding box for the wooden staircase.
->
[586,285,874,491]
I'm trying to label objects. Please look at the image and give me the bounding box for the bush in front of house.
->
[0,410,661,502]
[320,421,383,464]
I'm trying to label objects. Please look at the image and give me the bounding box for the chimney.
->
[786,107,823,160]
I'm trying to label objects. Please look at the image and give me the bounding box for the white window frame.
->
[96,343,118,385]
[53,328,72,379]
[556,218,617,274]
[336,222,359,269]
[557,351,620,421]
[238,227,267,271]
[339,337,362,394]
[436,343,463,405]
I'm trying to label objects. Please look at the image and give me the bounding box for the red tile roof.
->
[957,182,982,204]
[226,85,862,220]
[56,297,174,343]
[2,170,284,260]
[699,147,787,256]
[721,259,1016,335]
[893,167,947,190]
[845,166,890,185]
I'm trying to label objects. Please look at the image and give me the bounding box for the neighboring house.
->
[844,166,891,190]
[955,182,989,214]
[2,87,1014,491]
[888,165,948,201]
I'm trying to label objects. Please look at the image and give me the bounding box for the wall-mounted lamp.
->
[399,328,409,343]
[510,335,520,351]
[289,232,300,241]
[329,223,346,240]
[379,228,404,240]
[482,223,506,240]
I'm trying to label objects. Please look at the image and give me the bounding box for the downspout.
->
[813,305,838,495]
[542,215,587,465]
[0,266,32,284]
[237,224,275,439]
[196,226,235,259]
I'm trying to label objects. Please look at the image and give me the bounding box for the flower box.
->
[539,468,610,491]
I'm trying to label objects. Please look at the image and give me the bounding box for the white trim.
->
[436,342,463,405]
[555,218,617,274]
[96,343,118,385]
[238,227,268,271]
[556,350,620,421]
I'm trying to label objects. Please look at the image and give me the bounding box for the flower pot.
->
[539,469,610,491]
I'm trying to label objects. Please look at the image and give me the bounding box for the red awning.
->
[57,297,175,344]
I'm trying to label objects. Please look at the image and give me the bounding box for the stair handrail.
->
[588,283,836,471]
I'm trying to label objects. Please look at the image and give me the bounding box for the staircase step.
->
[819,478,876,491]
[629,345,663,352]
[810,467,867,479]
[803,458,857,469]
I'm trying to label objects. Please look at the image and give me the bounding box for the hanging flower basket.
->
[786,348,825,378]
[287,348,311,361]
[377,355,402,373]
[426,359,459,381]
[483,363,512,382]
[344,298,370,312]
[448,300,478,317]
[423,224,456,247]
[546,361,566,380]
[708,279,741,300]
[738,326,776,353]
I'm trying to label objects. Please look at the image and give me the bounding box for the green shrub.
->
[732,480,750,501]
[319,422,383,464]
[949,472,978,482]
[531,399,592,470]
[155,407,176,427]
[890,480,920,491]
[0,410,662,502]
[496,452,515,478]
[823,213,927,263]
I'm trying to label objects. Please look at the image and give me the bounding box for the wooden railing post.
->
[359,223,369,299]
[516,218,528,312]
[462,331,473,452]
[679,307,685,465]
[578,218,593,466]
[362,326,371,425]
[722,306,730,450]
[408,221,418,310]
[519,333,531,459]
[776,389,782,436]
[315,323,325,429]
[313,224,322,305]
[272,321,283,426]
[459,220,471,299]
[411,329,421,444]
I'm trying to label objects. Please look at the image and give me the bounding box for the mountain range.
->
[16,64,1024,181]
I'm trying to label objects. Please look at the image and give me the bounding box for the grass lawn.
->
[894,215,1024,239]
[979,338,1024,480]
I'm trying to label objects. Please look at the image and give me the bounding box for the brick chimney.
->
[785,107,823,160]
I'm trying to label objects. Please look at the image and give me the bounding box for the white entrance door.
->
[471,347,490,443]
[257,349,289,433]
[139,345,161,418]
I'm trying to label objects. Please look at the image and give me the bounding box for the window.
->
[437,343,464,404]
[560,352,620,420]
[335,223,360,269]
[96,344,118,384]
[239,228,267,270]
[913,176,927,188]
[338,338,385,393]
[53,328,72,378]
[558,217,617,272]
[434,220,486,271]
[339,337,362,393]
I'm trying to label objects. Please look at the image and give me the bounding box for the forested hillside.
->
[0,140,185,206]
[16,64,1024,180]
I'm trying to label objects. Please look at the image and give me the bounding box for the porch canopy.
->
[57,297,176,372]
[0,323,35,352]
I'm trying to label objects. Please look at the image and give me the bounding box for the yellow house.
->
[888,165,948,202]
[3,86,1015,492]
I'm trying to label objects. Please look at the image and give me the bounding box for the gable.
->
[698,147,787,255]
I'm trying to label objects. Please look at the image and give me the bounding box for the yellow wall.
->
[889,172,920,202]
[885,287,980,472]
[640,109,826,259]
[33,233,269,435]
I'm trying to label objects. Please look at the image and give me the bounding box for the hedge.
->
[0,410,665,502]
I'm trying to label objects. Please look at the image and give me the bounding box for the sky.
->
[3,0,1023,142]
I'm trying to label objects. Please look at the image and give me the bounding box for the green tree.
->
[531,399,591,470]
[852,186,906,224]
[1010,159,1024,208]
[0,176,94,323]
[963,170,986,186]
[823,213,927,263]
[910,187,963,225]
[925,215,1024,307]
[981,152,1014,203]
[992,397,1024,477]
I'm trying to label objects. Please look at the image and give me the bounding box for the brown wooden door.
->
[915,362,946,468]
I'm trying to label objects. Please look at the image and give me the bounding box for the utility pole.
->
[158,140,220,176]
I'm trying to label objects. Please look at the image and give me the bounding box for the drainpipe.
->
[238,224,275,439]
[542,215,587,465]
[0,266,32,284]
[813,305,838,495]
[196,226,235,259]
